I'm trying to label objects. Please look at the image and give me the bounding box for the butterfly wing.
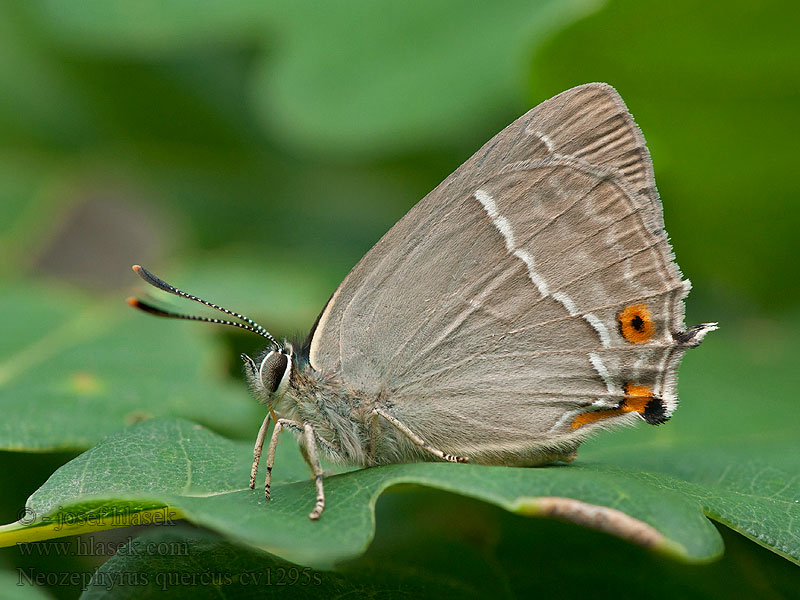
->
[306,83,712,462]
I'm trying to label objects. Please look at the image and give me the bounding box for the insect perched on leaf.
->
[129,83,717,520]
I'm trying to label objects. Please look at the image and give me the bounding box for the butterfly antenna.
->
[129,265,280,349]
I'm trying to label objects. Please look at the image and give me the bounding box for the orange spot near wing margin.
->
[571,383,655,429]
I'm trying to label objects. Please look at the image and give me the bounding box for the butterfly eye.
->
[259,351,292,397]
[617,303,655,343]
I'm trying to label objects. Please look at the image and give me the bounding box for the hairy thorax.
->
[282,365,436,467]
[281,365,373,466]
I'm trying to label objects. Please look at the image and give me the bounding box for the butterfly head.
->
[242,344,294,406]
[127,264,291,407]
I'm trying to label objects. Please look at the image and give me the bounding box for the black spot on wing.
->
[642,397,669,426]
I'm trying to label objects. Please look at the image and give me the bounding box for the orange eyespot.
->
[617,303,655,343]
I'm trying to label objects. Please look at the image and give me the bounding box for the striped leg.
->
[303,423,326,520]
[249,413,271,489]
[372,408,469,463]
[264,418,304,500]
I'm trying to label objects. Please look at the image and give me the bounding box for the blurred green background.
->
[1,0,798,597]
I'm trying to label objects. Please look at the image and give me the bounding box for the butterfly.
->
[129,83,717,520]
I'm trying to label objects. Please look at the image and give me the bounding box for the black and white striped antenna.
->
[127,265,281,350]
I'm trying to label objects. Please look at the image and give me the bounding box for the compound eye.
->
[259,351,290,395]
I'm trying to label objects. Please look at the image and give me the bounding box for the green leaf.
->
[0,282,261,451]
[79,501,799,599]
[1,316,799,568]
[0,417,721,569]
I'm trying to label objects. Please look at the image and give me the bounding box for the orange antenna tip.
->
[126,297,139,307]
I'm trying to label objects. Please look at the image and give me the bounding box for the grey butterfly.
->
[129,83,717,520]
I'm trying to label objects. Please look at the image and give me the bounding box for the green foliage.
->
[0,282,260,450]
[0,420,722,567]
[0,0,798,597]
[1,313,798,578]
[22,0,600,156]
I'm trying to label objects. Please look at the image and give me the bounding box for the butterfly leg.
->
[249,412,272,489]
[302,423,326,520]
[372,408,469,463]
[264,418,304,500]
